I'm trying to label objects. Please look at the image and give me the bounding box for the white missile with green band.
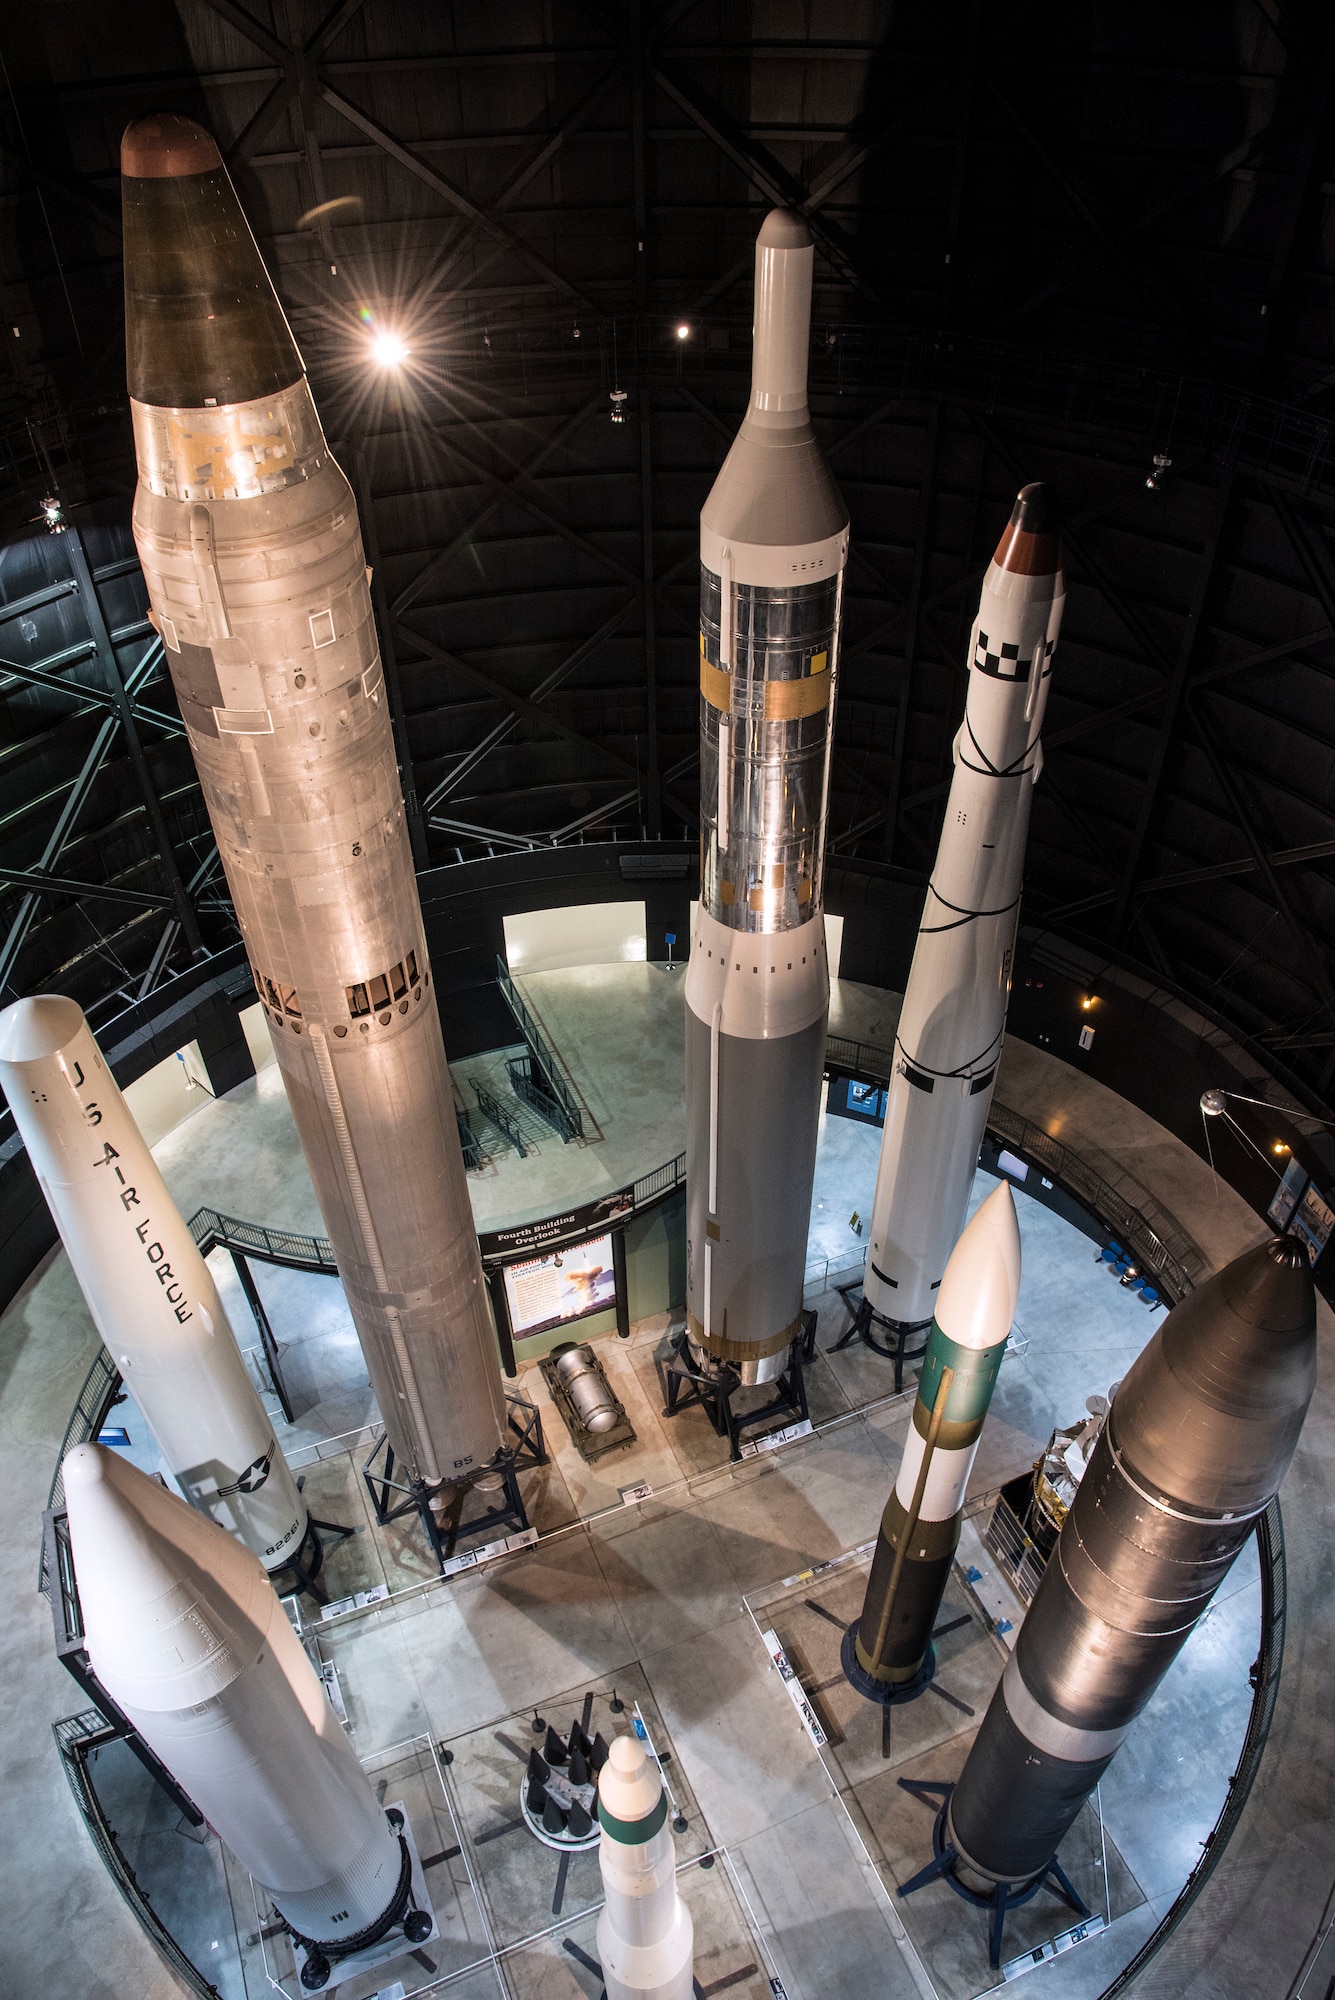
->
[0,994,307,1570]
[847,1182,1021,1698]
[863,485,1063,1332]
[595,1733,694,2000]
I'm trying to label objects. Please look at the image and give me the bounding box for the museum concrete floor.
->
[3,969,1334,2000]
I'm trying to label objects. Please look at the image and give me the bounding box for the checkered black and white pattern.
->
[972,632,1055,681]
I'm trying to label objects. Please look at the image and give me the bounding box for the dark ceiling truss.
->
[0,527,216,1001]
[7,0,1335,1110]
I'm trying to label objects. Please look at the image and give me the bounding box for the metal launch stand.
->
[662,1312,817,1462]
[361,1393,547,1574]
[267,1496,357,1607]
[828,1280,931,1393]
[896,1778,1090,1969]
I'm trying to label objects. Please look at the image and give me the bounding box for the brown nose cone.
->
[991,481,1062,578]
[121,113,222,180]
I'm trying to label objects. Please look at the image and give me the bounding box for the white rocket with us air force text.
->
[863,484,1064,1331]
[0,994,306,1568]
[684,206,849,1385]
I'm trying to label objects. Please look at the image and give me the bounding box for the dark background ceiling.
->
[5,0,1335,1109]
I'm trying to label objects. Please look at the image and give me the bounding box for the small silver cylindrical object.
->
[552,1343,621,1433]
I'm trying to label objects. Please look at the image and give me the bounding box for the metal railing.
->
[53,1711,224,2000]
[188,1205,337,1275]
[473,1081,529,1157]
[456,1109,483,1172]
[39,1348,122,1591]
[495,955,585,1140]
[986,1101,1200,1306]
[632,1151,685,1206]
[823,1033,1200,1307]
[1094,1496,1286,1999]
[507,1051,581,1143]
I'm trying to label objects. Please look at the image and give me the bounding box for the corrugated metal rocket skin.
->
[0,995,306,1567]
[947,1237,1316,1887]
[64,1443,405,1946]
[684,208,849,1384]
[853,1183,1020,1689]
[121,113,506,1488]
[864,485,1063,1329]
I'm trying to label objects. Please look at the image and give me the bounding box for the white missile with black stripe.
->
[944,1238,1315,1895]
[595,1732,694,2000]
[845,1181,1020,1701]
[121,113,505,1494]
[864,485,1063,1332]
[685,207,849,1384]
[0,995,306,1570]
[63,1444,430,1990]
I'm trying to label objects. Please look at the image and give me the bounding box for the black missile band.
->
[957,714,1042,782]
[875,1494,961,1562]
[914,1330,1007,1432]
[596,1792,668,1844]
[918,885,1024,927]
[1106,1429,1271,1527]
[890,1032,1005,1085]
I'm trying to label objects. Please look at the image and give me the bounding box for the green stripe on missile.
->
[596,1791,668,1844]
[913,1324,1008,1430]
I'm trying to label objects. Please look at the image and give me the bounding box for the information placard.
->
[503,1232,618,1339]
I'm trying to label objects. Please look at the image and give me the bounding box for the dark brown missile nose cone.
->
[1161,1234,1317,1424]
[121,112,221,180]
[1219,1233,1315,1331]
[121,113,302,409]
[992,481,1062,577]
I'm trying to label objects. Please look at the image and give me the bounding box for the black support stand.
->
[662,1312,817,1462]
[896,1778,1090,1969]
[828,1281,931,1393]
[267,1504,357,1607]
[361,1395,547,1575]
[230,1248,297,1422]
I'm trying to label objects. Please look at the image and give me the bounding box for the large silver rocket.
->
[121,114,505,1490]
[864,486,1063,1329]
[684,209,849,1384]
[0,994,307,1571]
[942,1237,1314,1895]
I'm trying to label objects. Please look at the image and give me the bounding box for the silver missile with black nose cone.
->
[945,1236,1316,1893]
[865,485,1063,1332]
[120,113,506,1491]
[685,208,849,1384]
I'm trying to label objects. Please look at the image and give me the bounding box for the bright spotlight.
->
[371,330,409,369]
[676,322,691,341]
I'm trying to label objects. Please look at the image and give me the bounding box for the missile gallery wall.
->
[3,83,1323,2000]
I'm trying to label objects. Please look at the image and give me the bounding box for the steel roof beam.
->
[1189,694,1335,1032]
[0,865,170,911]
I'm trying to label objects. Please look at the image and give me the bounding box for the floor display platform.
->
[72,1668,779,2000]
[739,1533,1263,1996]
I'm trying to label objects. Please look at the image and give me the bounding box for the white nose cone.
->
[934,1181,1022,1353]
[63,1443,405,1948]
[63,1441,268,1711]
[595,1734,694,2000]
